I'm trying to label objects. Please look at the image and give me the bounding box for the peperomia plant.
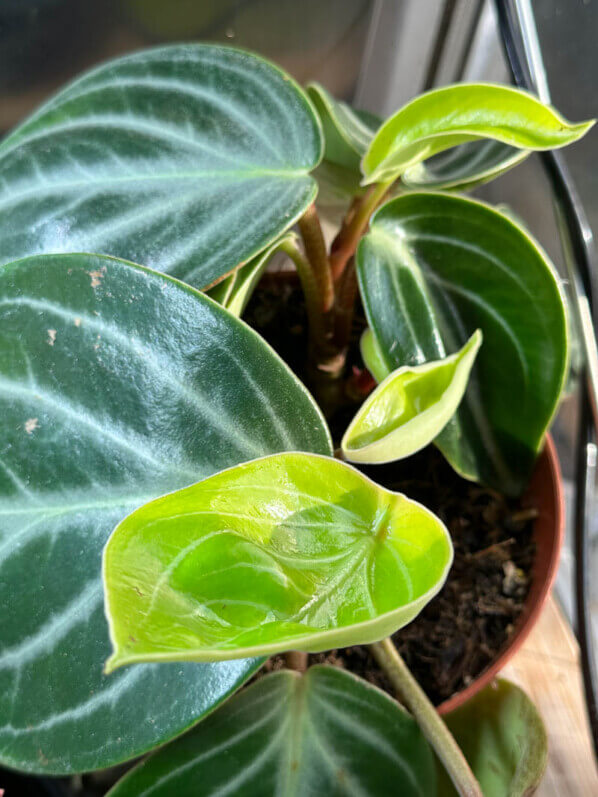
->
[0,43,592,795]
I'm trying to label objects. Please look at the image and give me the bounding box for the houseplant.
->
[0,43,592,794]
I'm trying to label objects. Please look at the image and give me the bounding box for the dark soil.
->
[245,277,536,706]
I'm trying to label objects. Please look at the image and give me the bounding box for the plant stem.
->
[285,651,308,672]
[279,238,327,353]
[370,638,483,797]
[329,179,395,283]
[298,204,334,312]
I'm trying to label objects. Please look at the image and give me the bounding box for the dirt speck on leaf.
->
[88,266,106,288]
[25,418,39,435]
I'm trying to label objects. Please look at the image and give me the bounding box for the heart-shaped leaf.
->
[108,666,438,797]
[438,679,547,797]
[357,192,568,495]
[0,253,331,774]
[0,44,323,288]
[362,83,593,185]
[103,452,452,669]
[343,330,482,464]
[207,233,295,317]
[401,140,527,191]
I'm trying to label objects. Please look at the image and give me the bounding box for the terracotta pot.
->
[437,433,565,715]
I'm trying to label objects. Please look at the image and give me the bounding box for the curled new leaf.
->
[343,331,482,464]
[438,679,547,797]
[362,83,594,184]
[108,667,437,797]
[103,453,452,670]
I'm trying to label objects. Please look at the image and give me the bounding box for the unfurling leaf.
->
[0,44,323,288]
[362,83,594,185]
[438,679,547,797]
[103,452,452,670]
[108,667,437,797]
[343,331,482,464]
[357,192,568,495]
[0,253,330,774]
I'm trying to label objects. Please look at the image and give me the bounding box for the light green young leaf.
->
[357,192,568,495]
[0,253,331,774]
[360,327,391,384]
[207,233,296,317]
[438,679,547,797]
[0,44,323,288]
[362,83,594,185]
[343,331,482,464]
[108,666,437,797]
[103,452,452,671]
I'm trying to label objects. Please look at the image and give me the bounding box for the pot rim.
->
[437,433,564,715]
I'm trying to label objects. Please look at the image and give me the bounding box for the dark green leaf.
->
[307,83,380,211]
[402,140,528,191]
[357,192,568,495]
[438,679,547,797]
[0,253,331,774]
[108,666,438,797]
[0,44,322,288]
[104,452,452,669]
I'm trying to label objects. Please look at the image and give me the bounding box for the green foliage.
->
[343,331,481,463]
[108,666,437,797]
[0,253,330,773]
[103,452,452,670]
[0,44,322,288]
[0,42,588,788]
[362,83,593,184]
[357,192,568,495]
[207,233,295,316]
[439,679,548,797]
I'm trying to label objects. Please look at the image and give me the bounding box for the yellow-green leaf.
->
[343,331,482,464]
[362,83,594,185]
[103,453,452,671]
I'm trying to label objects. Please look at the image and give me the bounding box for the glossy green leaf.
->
[104,452,452,670]
[0,44,323,288]
[357,192,568,495]
[402,139,528,191]
[207,233,295,317]
[438,679,547,797]
[343,331,482,464]
[0,253,331,774]
[362,83,593,185]
[108,666,437,797]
